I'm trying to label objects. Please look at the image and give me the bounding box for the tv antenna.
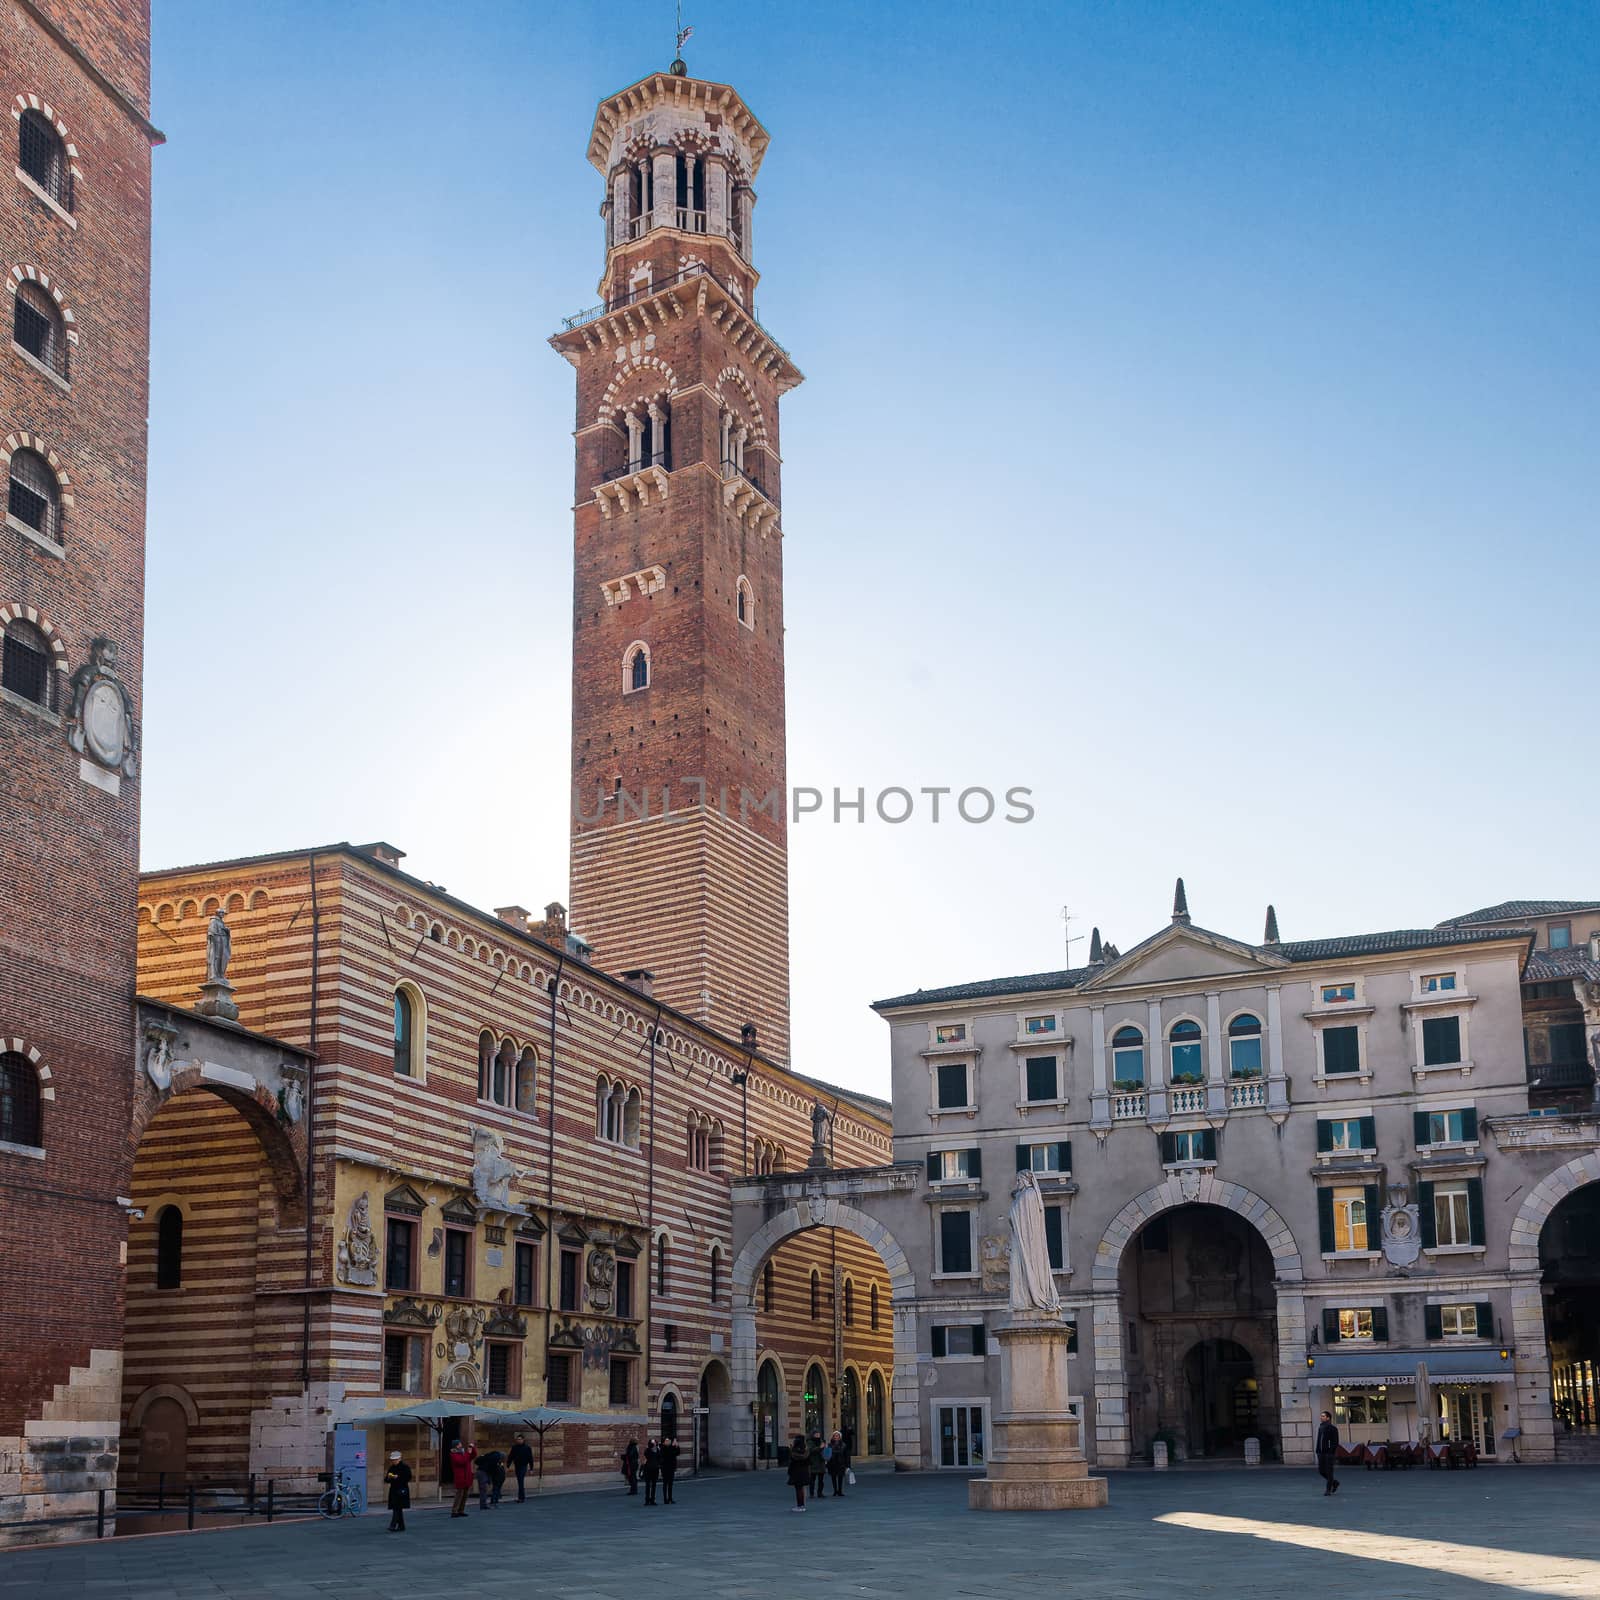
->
[1059,905,1085,961]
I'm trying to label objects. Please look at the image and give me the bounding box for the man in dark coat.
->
[660,1435,680,1504]
[622,1438,639,1494]
[785,1435,811,1512]
[1315,1410,1340,1495]
[641,1437,662,1505]
[508,1433,534,1502]
[384,1450,412,1533]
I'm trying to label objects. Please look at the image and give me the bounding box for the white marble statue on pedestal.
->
[1008,1169,1061,1316]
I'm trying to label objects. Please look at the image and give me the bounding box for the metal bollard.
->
[1153,1440,1169,1471]
[96,1487,106,1538]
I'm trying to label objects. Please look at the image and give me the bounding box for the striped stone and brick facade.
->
[0,0,157,1546]
[127,844,893,1502]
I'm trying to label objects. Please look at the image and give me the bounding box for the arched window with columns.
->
[0,1050,42,1149]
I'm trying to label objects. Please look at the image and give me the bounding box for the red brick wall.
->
[0,0,152,1441]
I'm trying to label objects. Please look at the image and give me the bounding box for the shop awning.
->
[1306,1349,1515,1386]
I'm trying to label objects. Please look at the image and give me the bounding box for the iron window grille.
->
[0,1051,42,1146]
[2,622,55,709]
[18,110,72,210]
[13,282,66,378]
[8,448,60,542]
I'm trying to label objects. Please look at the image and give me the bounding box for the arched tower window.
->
[13,280,67,379]
[477,1030,495,1100]
[709,1244,722,1303]
[155,1205,183,1290]
[656,1235,669,1297]
[809,1268,821,1321]
[736,576,754,630]
[625,642,650,693]
[627,156,654,238]
[870,1282,879,1332]
[674,151,706,230]
[1111,1025,1145,1088]
[0,1050,41,1148]
[9,446,61,544]
[762,1259,775,1312]
[2,616,58,710]
[843,1276,854,1327]
[516,1046,537,1115]
[18,109,71,211]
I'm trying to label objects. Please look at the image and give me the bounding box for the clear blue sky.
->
[142,2,1599,1093]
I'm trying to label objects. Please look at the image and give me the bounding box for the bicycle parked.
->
[318,1469,366,1519]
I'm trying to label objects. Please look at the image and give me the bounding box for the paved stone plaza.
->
[3,1466,1599,1599]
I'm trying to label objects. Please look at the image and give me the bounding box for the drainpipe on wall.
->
[300,853,321,1388]
[543,953,566,1386]
[644,1000,663,1400]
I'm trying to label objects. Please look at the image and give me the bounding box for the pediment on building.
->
[557,1216,591,1246]
[439,1192,479,1225]
[517,1214,548,1238]
[384,1182,426,1217]
[1081,923,1290,991]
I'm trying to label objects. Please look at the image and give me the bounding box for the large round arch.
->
[697,1357,733,1467]
[729,1199,918,1469]
[1090,1175,1310,1468]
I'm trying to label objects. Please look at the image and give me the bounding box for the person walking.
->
[475,1446,499,1511]
[660,1435,680,1504]
[641,1437,662,1505]
[807,1433,827,1502]
[621,1438,640,1495]
[448,1438,477,1518]
[481,1446,506,1507]
[827,1429,849,1497]
[383,1450,412,1533]
[1315,1410,1341,1496]
[785,1434,811,1512]
[508,1433,534,1502]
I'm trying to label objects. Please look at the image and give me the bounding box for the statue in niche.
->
[142,1021,177,1092]
[336,1191,379,1287]
[1381,1182,1423,1269]
[1008,1170,1061,1316]
[979,1234,1009,1294]
[438,1303,485,1394]
[206,910,232,986]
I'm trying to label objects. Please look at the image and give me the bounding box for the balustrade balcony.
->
[1168,1085,1207,1116]
[1111,1090,1147,1121]
[1229,1078,1267,1109]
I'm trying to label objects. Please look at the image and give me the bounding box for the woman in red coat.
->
[448,1439,477,1517]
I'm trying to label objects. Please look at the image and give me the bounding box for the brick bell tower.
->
[552,60,800,1062]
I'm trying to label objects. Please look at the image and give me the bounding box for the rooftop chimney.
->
[1589,931,1600,964]
[356,841,405,868]
[622,968,655,998]
[1264,904,1280,945]
[1172,877,1190,925]
[495,904,531,933]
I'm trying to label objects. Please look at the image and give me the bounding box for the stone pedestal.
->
[195,978,239,1022]
[968,1315,1108,1512]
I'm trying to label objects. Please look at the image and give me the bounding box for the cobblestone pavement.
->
[4,1465,1598,1599]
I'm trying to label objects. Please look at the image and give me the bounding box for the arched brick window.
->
[625,642,650,693]
[155,1205,183,1289]
[17,108,71,210]
[2,615,57,710]
[0,1050,41,1148]
[13,279,66,378]
[709,1244,722,1304]
[809,1267,821,1321]
[8,446,61,543]
[393,985,423,1077]
[762,1259,774,1312]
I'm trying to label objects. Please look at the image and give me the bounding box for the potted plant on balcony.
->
[1111,1078,1144,1093]
[1169,1071,1204,1085]
[1229,1064,1263,1081]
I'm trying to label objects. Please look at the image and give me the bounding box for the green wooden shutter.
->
[1016,1144,1030,1172]
[931,1325,947,1358]
[968,1146,982,1180]
[927,1152,941,1183]
[1317,1187,1335,1253]
[1424,1303,1443,1340]
[1316,1119,1334,1153]
[1414,1110,1431,1147]
[1057,1140,1072,1173]
[1418,1181,1436,1249]
[1322,1307,1341,1343]
[1159,1132,1177,1164]
[1200,1129,1218,1162]
[1476,1302,1496,1340]
[1359,1115,1376,1151]
[1461,1107,1478,1142]
[972,1324,987,1356]
[1044,1205,1064,1271]
[1371,1306,1389,1342]
[1363,1186,1381,1250]
[1467,1178,1486,1246]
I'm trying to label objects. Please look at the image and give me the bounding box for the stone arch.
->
[598,354,677,422]
[729,1199,918,1469]
[1508,1153,1600,1273]
[11,93,81,176]
[127,1381,199,1431]
[0,600,69,680]
[0,430,74,504]
[713,365,768,445]
[1092,1174,1303,1287]
[7,265,79,358]
[1090,1176,1308,1468]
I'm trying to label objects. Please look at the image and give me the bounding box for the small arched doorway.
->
[1182,1338,1258,1457]
[137,1396,190,1486]
[804,1361,828,1438]
[866,1370,887,1457]
[840,1366,861,1451]
[699,1360,733,1467]
[757,1359,782,1460]
[1541,1184,1600,1435]
[660,1390,679,1441]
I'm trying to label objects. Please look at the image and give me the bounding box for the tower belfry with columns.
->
[552,64,800,1062]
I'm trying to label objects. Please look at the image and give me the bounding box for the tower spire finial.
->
[1264,904,1280,945]
[671,1,692,73]
[1089,926,1103,964]
[1171,876,1190,924]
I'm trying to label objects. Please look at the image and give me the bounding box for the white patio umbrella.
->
[1414,1361,1433,1443]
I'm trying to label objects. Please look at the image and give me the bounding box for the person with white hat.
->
[384,1449,413,1532]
